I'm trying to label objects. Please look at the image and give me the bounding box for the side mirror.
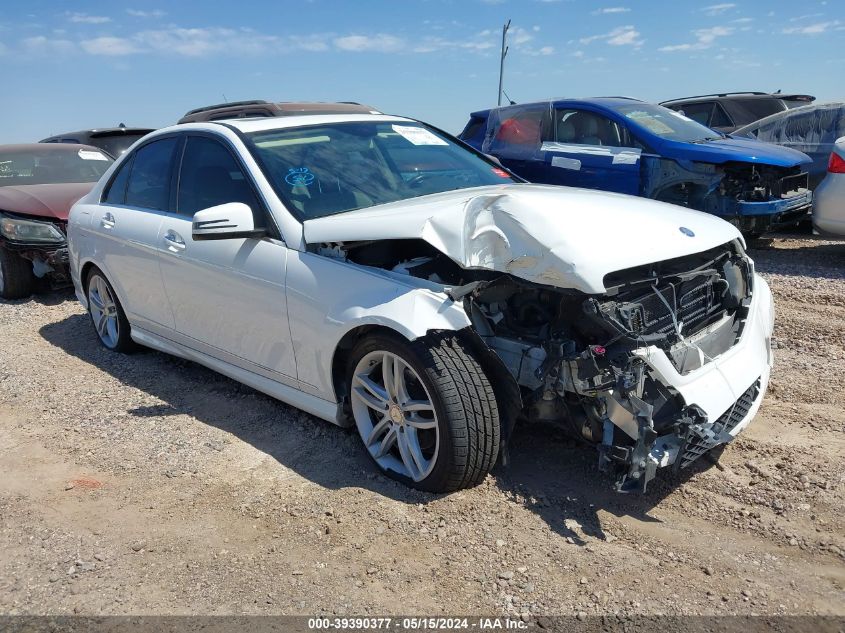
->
[192,202,265,241]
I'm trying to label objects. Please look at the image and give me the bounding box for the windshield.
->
[246,121,516,219]
[613,103,720,143]
[0,147,113,187]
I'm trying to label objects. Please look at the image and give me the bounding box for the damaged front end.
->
[321,230,768,493]
[0,212,71,287]
[462,239,759,492]
[644,158,812,235]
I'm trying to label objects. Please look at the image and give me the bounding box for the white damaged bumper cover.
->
[631,274,774,489]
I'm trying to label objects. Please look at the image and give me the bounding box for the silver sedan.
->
[813,136,845,237]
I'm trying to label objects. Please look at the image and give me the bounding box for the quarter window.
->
[177,136,264,226]
[125,137,178,211]
[102,157,133,205]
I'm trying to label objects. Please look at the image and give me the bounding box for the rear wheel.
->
[347,332,500,493]
[0,247,36,300]
[86,269,136,353]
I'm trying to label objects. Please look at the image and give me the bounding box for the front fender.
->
[286,250,471,400]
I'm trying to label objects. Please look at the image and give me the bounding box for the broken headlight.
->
[0,213,65,244]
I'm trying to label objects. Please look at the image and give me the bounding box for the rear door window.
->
[125,137,178,211]
[709,103,733,129]
[553,109,625,147]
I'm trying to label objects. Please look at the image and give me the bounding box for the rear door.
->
[157,134,297,382]
[482,104,550,182]
[90,136,178,331]
[538,106,640,194]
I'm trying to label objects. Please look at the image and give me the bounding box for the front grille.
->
[776,171,809,197]
[632,274,722,338]
[678,378,761,469]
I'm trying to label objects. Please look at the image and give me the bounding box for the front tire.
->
[0,247,36,300]
[347,332,500,493]
[86,268,136,353]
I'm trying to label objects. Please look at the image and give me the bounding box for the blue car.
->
[459,98,813,237]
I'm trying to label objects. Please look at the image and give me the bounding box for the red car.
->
[0,144,113,299]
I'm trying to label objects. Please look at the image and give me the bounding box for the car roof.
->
[660,92,815,105]
[203,113,414,134]
[177,100,382,124]
[0,142,107,154]
[40,127,155,140]
[470,96,645,117]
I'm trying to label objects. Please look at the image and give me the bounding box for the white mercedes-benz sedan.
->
[67,113,774,493]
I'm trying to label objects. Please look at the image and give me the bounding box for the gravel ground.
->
[0,235,843,618]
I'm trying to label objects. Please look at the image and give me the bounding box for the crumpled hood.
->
[0,183,94,221]
[658,136,811,167]
[303,184,742,294]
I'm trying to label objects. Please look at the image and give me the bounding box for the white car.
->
[67,114,774,493]
[813,136,845,237]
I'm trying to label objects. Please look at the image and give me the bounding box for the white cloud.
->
[789,13,823,22]
[592,7,631,14]
[333,33,404,52]
[126,9,167,18]
[509,26,535,45]
[21,35,75,55]
[80,36,139,55]
[700,3,736,16]
[731,17,753,23]
[20,21,534,59]
[782,20,841,35]
[580,25,643,47]
[659,25,734,51]
[67,12,111,24]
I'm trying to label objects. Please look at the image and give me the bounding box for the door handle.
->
[100,212,115,229]
[163,230,186,251]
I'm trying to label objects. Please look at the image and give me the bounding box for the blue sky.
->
[1,0,842,141]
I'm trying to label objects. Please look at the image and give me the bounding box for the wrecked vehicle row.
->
[67,114,774,494]
[0,144,113,299]
[459,98,813,238]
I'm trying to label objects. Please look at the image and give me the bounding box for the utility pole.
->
[497,19,510,106]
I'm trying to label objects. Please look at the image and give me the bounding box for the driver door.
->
[157,134,297,382]
[539,107,641,195]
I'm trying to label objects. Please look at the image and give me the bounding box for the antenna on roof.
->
[222,93,228,103]
[502,90,516,105]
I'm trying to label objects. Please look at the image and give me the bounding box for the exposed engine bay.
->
[315,237,755,492]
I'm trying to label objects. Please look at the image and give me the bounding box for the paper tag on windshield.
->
[392,125,448,146]
[78,149,109,161]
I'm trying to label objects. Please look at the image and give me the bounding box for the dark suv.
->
[177,100,381,124]
[660,92,815,134]
[40,126,155,158]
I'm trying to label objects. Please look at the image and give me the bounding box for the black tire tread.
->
[0,248,36,300]
[408,331,501,492]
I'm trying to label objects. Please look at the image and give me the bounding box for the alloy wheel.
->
[88,275,120,348]
[350,350,439,482]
